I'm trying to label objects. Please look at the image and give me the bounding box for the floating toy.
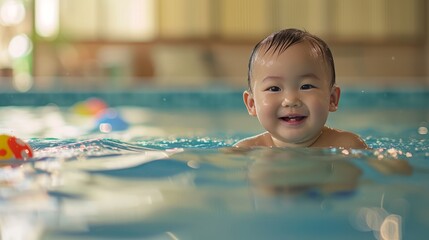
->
[86,98,108,115]
[94,109,129,133]
[72,98,108,116]
[0,134,33,161]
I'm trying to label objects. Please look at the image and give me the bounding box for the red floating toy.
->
[0,134,33,161]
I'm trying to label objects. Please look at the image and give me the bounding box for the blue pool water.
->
[0,89,428,240]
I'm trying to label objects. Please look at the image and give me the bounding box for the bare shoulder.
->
[233,132,272,148]
[320,127,368,149]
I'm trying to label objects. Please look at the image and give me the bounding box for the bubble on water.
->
[380,214,402,240]
[99,123,112,133]
[187,160,200,169]
[418,127,428,135]
[387,148,399,159]
[350,207,402,240]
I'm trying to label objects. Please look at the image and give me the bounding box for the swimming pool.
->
[0,88,428,239]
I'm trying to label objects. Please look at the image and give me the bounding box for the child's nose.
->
[281,94,302,108]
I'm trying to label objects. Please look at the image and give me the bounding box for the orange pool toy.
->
[0,134,33,161]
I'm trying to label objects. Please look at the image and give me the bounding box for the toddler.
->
[234,28,367,149]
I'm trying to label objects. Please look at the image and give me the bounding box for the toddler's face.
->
[244,41,339,147]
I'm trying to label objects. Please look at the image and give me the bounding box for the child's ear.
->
[243,90,257,116]
[329,86,340,112]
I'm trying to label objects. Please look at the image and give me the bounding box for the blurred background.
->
[0,0,428,92]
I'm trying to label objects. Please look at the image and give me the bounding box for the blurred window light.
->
[0,0,26,26]
[137,0,157,40]
[58,0,156,41]
[8,34,32,58]
[35,0,59,38]
[101,0,156,41]
[13,72,33,92]
[158,0,211,38]
[60,0,98,39]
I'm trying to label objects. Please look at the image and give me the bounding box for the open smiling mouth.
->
[280,116,307,124]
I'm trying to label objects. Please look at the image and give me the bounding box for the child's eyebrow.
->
[262,75,283,82]
[261,73,321,82]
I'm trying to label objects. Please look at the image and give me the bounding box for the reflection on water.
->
[245,148,364,196]
[0,138,427,240]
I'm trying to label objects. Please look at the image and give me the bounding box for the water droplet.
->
[418,127,428,135]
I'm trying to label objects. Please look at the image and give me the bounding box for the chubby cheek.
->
[255,98,281,129]
[260,97,273,108]
[308,97,330,120]
[255,95,276,114]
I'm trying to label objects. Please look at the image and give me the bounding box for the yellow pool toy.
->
[0,134,33,161]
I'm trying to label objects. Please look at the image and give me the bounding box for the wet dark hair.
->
[247,28,336,91]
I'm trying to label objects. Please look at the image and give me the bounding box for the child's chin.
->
[276,133,317,146]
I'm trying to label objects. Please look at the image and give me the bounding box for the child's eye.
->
[300,84,316,90]
[266,86,281,92]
